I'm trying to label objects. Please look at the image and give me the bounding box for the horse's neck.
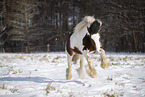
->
[74,27,88,37]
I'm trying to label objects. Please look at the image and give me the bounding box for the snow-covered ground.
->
[0,52,145,97]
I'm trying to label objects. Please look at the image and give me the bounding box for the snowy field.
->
[0,52,145,97]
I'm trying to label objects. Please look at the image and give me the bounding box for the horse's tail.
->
[74,16,95,33]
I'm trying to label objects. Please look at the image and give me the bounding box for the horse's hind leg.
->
[76,55,85,79]
[72,54,79,64]
[66,53,73,80]
[83,52,97,78]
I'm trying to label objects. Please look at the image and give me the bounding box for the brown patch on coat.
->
[72,47,82,54]
[83,34,96,52]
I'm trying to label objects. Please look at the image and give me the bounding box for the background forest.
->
[0,0,145,53]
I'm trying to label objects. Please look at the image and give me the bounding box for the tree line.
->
[0,0,144,52]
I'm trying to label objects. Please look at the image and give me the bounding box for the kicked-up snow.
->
[0,52,145,97]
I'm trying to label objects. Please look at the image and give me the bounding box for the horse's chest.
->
[83,34,96,52]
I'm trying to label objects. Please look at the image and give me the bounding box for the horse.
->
[65,16,110,80]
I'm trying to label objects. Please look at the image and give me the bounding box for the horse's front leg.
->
[100,48,110,69]
[66,54,73,80]
[83,51,97,78]
[76,55,85,79]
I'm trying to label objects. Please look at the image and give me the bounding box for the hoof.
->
[76,68,85,79]
[85,65,97,78]
[66,74,72,80]
[66,68,72,80]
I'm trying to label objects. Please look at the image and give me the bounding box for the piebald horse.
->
[65,16,110,80]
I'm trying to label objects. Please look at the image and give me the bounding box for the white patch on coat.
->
[91,33,101,53]
[70,29,87,52]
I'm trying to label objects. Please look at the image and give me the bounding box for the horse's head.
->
[87,19,102,54]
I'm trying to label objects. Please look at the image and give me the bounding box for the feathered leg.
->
[76,55,85,79]
[100,48,110,69]
[72,54,79,64]
[84,51,97,78]
[66,54,73,80]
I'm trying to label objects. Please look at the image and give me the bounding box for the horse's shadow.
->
[0,77,85,85]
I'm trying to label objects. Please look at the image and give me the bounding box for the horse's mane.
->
[74,16,96,33]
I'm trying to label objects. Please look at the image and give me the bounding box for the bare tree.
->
[0,0,144,52]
